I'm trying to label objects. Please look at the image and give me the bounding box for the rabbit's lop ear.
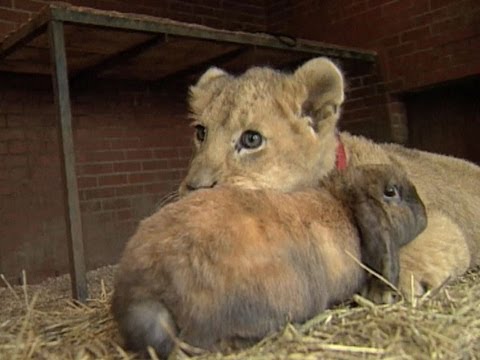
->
[352,202,401,284]
[351,200,401,304]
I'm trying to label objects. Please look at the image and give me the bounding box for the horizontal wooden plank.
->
[0,3,377,77]
[48,3,376,62]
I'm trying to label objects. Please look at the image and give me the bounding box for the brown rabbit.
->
[112,164,426,358]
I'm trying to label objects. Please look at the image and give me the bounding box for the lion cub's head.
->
[180,57,345,196]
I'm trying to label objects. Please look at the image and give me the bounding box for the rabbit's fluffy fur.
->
[112,165,427,357]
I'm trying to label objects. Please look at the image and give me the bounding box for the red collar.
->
[335,133,347,170]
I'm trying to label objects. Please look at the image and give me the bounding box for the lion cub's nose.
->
[185,180,218,192]
[185,181,217,191]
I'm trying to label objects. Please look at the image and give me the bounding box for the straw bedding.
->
[1,265,479,360]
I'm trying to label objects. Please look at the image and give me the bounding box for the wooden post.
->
[48,20,88,302]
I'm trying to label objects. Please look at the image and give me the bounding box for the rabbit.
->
[321,165,427,303]
[111,164,427,358]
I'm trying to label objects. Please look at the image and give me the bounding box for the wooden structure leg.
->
[48,20,88,302]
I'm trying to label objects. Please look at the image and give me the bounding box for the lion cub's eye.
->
[383,184,401,200]
[239,130,263,149]
[195,125,206,142]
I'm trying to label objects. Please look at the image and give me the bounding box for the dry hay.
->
[1,265,479,360]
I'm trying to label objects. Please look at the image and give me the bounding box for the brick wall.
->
[0,75,192,283]
[1,0,478,282]
[278,0,480,142]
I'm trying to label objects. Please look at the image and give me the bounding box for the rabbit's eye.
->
[383,185,400,200]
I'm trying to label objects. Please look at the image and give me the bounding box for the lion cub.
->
[181,57,480,297]
[112,165,426,357]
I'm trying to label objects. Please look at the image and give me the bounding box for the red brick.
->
[94,128,125,138]
[98,174,128,186]
[142,160,168,171]
[348,87,374,99]
[381,0,413,16]
[82,187,116,200]
[345,0,368,15]
[154,148,178,159]
[117,209,133,221]
[0,8,30,23]
[110,138,140,149]
[401,25,431,42]
[0,143,7,154]
[387,42,416,57]
[168,158,189,169]
[177,147,192,158]
[128,172,156,184]
[200,0,221,6]
[431,0,453,10]
[0,0,12,7]
[363,95,387,106]
[5,155,27,167]
[80,200,101,212]
[411,0,429,14]
[169,11,202,24]
[431,17,463,35]
[362,74,382,85]
[8,140,27,154]
[144,182,168,194]
[229,2,265,17]
[125,149,152,160]
[0,21,15,37]
[0,181,13,195]
[0,115,6,128]
[169,0,194,14]
[0,129,24,141]
[115,185,144,196]
[77,139,111,151]
[9,167,28,180]
[378,34,400,47]
[193,4,223,17]
[113,161,141,172]
[77,176,98,189]
[78,163,113,175]
[85,150,125,162]
[158,170,181,181]
[343,107,376,120]
[102,198,131,211]
[368,0,387,8]
[344,98,365,110]
[13,0,46,11]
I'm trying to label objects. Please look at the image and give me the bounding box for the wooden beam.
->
[71,33,165,82]
[48,20,88,302]
[48,4,377,62]
[0,7,51,59]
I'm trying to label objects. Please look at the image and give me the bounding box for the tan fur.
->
[113,165,426,356]
[182,57,480,296]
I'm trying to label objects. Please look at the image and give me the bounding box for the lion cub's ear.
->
[189,67,231,116]
[293,58,345,131]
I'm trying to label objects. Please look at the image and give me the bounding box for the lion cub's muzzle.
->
[179,166,219,195]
